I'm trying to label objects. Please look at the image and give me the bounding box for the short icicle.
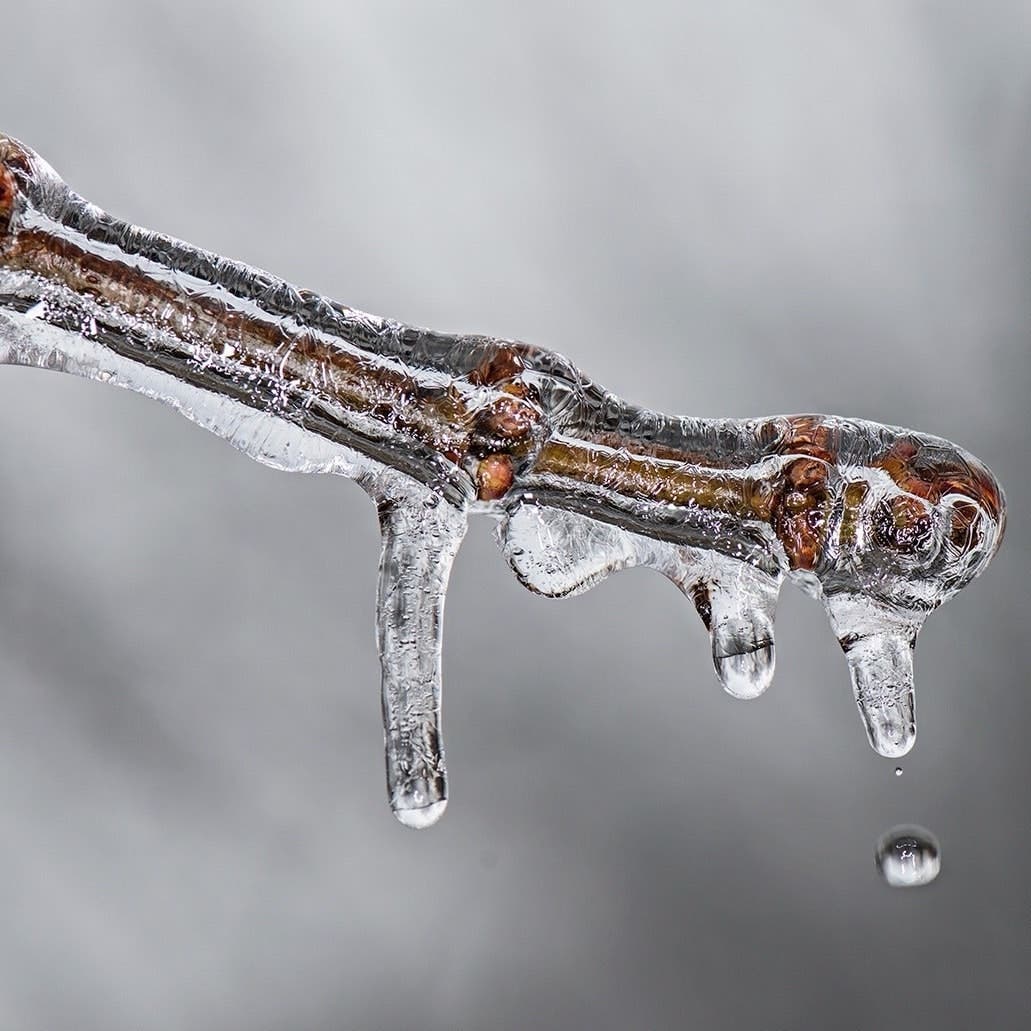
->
[825,593,921,758]
[696,557,781,700]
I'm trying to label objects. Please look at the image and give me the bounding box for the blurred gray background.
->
[1,3,1029,1028]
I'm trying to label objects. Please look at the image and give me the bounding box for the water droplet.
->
[876,825,940,887]
[895,766,903,777]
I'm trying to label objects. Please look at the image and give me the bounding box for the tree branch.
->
[0,133,1006,827]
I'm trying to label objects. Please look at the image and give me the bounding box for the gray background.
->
[1,2,1029,1028]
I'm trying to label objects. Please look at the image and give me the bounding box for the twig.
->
[0,134,1006,827]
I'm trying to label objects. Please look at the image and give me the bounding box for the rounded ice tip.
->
[393,799,448,830]
[866,717,916,758]
[714,641,776,700]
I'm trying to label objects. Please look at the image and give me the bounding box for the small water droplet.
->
[895,766,903,777]
[876,825,940,887]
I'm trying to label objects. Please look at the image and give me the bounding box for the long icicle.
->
[375,488,467,827]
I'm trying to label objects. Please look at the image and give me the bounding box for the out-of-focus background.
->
[1,3,1029,1028]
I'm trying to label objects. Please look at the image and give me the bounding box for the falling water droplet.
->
[876,825,940,887]
[895,766,903,777]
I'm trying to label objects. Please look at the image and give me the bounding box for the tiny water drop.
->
[876,825,940,887]
[895,766,903,777]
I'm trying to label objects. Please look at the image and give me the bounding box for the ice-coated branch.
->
[0,133,1006,827]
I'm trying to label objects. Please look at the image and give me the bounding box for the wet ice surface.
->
[876,826,942,887]
[0,132,1008,829]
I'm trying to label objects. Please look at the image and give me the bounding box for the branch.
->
[0,134,1006,827]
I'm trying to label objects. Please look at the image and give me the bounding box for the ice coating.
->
[0,133,1007,827]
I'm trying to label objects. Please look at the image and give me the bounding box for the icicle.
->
[824,593,922,758]
[375,490,467,828]
[844,631,916,757]
[691,556,780,700]
[651,547,782,699]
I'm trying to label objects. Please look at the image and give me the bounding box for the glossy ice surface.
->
[0,133,1006,828]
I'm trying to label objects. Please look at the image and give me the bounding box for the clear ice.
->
[876,825,942,887]
[375,488,465,827]
[0,133,1008,828]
